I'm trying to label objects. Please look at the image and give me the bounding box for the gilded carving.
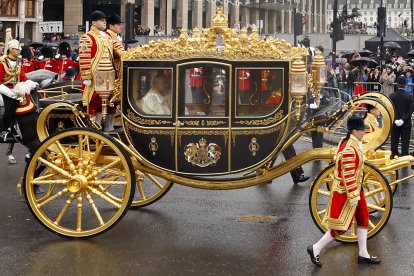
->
[207,120,226,126]
[46,114,77,126]
[126,109,170,125]
[235,110,285,126]
[232,122,286,145]
[178,130,229,147]
[123,6,307,61]
[184,120,200,127]
[124,121,175,146]
[149,137,159,156]
[184,137,222,167]
[249,138,260,156]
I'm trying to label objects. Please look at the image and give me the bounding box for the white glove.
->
[309,103,318,109]
[350,201,358,207]
[0,84,18,99]
[83,80,92,86]
[395,119,404,127]
[26,80,39,91]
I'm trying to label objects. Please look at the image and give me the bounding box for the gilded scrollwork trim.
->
[207,120,227,126]
[234,110,285,126]
[46,114,77,126]
[231,122,286,146]
[178,130,229,147]
[184,120,200,126]
[124,121,175,146]
[126,109,171,125]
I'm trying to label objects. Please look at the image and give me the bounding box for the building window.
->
[1,0,18,16]
[25,0,35,18]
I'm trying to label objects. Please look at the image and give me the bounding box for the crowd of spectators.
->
[325,48,414,98]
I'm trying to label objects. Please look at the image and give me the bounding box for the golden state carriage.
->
[21,8,414,240]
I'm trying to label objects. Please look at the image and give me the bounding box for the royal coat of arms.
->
[184,137,221,167]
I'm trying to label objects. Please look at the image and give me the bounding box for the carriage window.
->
[182,65,228,117]
[129,69,172,116]
[236,68,284,116]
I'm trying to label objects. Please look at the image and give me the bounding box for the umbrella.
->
[384,41,401,49]
[407,49,414,57]
[351,57,378,68]
[29,42,43,49]
[342,49,373,59]
[359,49,373,57]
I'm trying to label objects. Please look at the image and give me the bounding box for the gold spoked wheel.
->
[101,170,173,208]
[309,163,392,243]
[131,172,173,208]
[23,128,135,238]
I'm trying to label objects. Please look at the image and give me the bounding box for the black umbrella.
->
[359,49,373,57]
[351,57,379,68]
[29,42,43,49]
[384,41,402,49]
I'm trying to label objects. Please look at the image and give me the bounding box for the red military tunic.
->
[323,134,369,237]
[21,59,35,74]
[57,57,78,75]
[43,59,58,73]
[261,69,269,92]
[79,26,124,116]
[238,69,251,91]
[190,68,203,88]
[0,55,35,115]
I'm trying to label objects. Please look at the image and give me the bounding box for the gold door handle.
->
[173,120,184,127]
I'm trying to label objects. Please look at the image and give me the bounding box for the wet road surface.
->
[1,140,414,275]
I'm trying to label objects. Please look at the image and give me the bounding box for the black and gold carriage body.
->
[122,58,291,176]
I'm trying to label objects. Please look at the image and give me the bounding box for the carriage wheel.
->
[131,173,173,208]
[309,163,392,243]
[96,170,173,208]
[23,128,135,238]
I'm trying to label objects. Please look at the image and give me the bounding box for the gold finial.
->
[212,5,228,29]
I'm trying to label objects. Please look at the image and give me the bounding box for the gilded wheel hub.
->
[67,175,88,193]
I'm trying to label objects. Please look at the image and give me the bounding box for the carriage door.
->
[175,62,231,175]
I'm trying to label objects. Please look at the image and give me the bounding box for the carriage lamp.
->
[310,50,327,106]
[290,56,308,120]
[94,69,116,122]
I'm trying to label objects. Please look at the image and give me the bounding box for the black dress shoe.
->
[307,245,322,267]
[295,174,310,184]
[358,255,380,264]
[33,184,44,195]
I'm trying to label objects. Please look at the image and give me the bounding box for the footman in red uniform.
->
[306,115,380,267]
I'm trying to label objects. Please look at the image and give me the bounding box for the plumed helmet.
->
[40,46,54,58]
[107,14,123,25]
[21,45,32,59]
[58,41,71,57]
[90,10,106,22]
[396,75,407,87]
[347,115,366,131]
[7,39,21,51]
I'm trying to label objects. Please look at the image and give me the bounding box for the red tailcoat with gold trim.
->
[79,26,124,115]
[323,135,369,234]
[0,55,35,115]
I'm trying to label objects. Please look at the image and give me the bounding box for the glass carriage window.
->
[129,68,173,116]
[236,68,284,116]
[181,65,228,117]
